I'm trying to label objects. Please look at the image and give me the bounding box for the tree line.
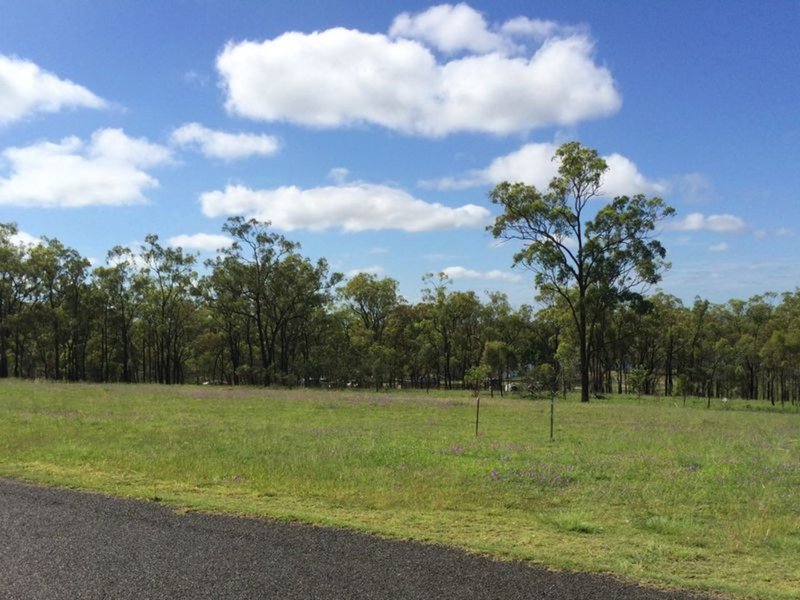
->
[1,218,798,404]
[1,142,797,404]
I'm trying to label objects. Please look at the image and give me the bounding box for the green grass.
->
[1,380,798,599]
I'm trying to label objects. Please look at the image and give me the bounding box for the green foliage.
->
[1,214,800,406]
[341,272,401,344]
[464,364,489,395]
[489,141,674,402]
[628,366,647,397]
[527,363,558,395]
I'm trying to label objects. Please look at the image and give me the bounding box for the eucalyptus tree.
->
[265,252,340,381]
[482,292,536,380]
[307,306,356,387]
[215,217,298,384]
[25,238,91,380]
[482,340,509,396]
[419,274,486,388]
[340,273,404,388]
[420,274,455,388]
[740,294,776,399]
[448,290,485,384]
[489,141,674,402]
[206,217,341,385]
[0,224,30,378]
[91,247,145,382]
[341,273,401,344]
[761,291,800,405]
[139,234,199,384]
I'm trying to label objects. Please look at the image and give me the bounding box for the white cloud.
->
[441,265,522,282]
[0,55,107,126]
[200,182,490,232]
[170,122,279,161]
[668,213,747,233]
[167,233,234,251]
[0,128,172,208]
[426,142,665,196]
[480,142,558,189]
[106,247,150,271]
[390,4,510,54]
[346,265,385,278]
[10,229,40,247]
[89,128,171,167]
[389,5,578,54]
[217,6,620,137]
[601,153,668,196]
[708,242,729,252]
[754,227,793,240]
[500,17,577,42]
[426,142,558,190]
[673,172,714,203]
[327,167,350,184]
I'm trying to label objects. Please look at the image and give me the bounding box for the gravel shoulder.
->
[0,477,712,599]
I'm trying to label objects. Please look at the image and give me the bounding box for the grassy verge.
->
[1,380,798,598]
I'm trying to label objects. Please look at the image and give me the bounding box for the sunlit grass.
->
[1,380,798,599]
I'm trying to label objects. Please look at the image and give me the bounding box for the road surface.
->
[0,478,709,599]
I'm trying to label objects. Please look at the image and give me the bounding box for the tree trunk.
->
[579,309,589,403]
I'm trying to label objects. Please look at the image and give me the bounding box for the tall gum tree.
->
[489,142,674,402]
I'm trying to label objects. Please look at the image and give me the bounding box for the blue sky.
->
[1,1,798,306]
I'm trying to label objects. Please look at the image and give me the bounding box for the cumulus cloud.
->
[345,265,385,278]
[389,4,510,54]
[441,265,522,282]
[216,5,620,136]
[668,213,747,233]
[389,5,579,54]
[199,182,490,232]
[601,153,668,196]
[167,233,234,251]
[0,128,171,208]
[708,242,729,252]
[170,122,279,160]
[426,142,666,196]
[427,142,558,190]
[0,55,106,126]
[499,16,577,42]
[10,229,40,247]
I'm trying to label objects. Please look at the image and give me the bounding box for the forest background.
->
[1,209,798,406]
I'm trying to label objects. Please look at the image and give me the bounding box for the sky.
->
[1,0,798,307]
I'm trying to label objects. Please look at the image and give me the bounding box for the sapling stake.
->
[465,365,489,437]
[475,392,481,437]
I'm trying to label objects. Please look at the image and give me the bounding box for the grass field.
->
[1,380,798,599]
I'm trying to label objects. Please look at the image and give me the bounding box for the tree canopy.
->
[489,141,675,402]
[1,206,799,407]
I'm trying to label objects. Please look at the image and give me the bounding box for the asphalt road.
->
[0,478,709,599]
